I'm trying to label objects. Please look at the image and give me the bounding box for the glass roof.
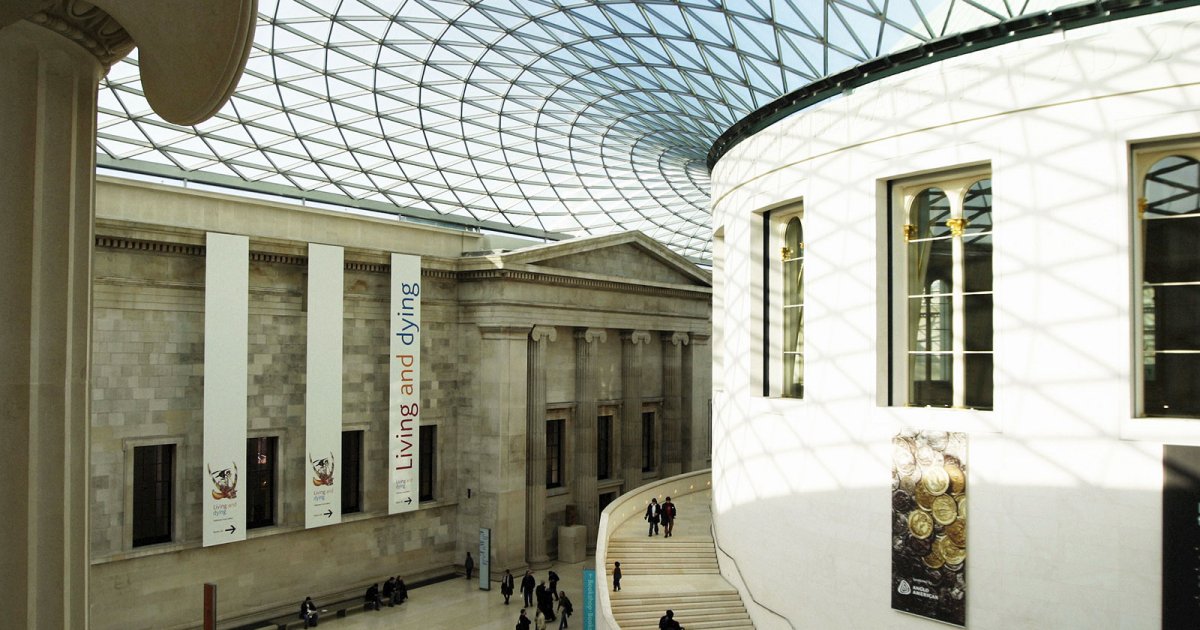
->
[97,0,1062,260]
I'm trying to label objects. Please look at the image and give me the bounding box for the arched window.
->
[898,175,993,410]
[1139,154,1200,418]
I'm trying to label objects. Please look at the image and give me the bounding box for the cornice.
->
[458,268,709,300]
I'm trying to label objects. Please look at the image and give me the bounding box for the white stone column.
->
[621,330,651,488]
[525,325,555,568]
[0,15,120,629]
[573,328,606,551]
[478,325,532,578]
[661,332,689,477]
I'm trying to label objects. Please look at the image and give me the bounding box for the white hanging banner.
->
[203,233,248,547]
[306,243,343,528]
[389,253,421,514]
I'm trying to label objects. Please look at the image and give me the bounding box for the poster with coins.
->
[892,430,967,625]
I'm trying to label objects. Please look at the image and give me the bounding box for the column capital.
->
[24,1,133,66]
[531,325,557,343]
[574,327,607,344]
[621,330,653,345]
[663,331,690,347]
[689,333,711,345]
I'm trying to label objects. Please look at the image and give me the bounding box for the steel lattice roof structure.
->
[98,0,1110,260]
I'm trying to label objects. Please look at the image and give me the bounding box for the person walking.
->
[548,570,560,600]
[521,570,536,606]
[501,568,515,605]
[661,496,676,537]
[534,608,547,630]
[612,561,622,591]
[516,609,532,630]
[645,497,661,536]
[465,552,475,580]
[557,591,573,629]
[536,580,556,622]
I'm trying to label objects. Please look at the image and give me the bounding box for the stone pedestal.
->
[557,525,588,564]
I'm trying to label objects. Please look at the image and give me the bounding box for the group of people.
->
[644,496,677,537]
[363,575,409,611]
[507,569,573,630]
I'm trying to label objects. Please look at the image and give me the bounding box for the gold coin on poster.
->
[923,544,946,569]
[931,494,958,526]
[921,466,950,496]
[945,520,966,547]
[914,482,936,510]
[956,495,967,520]
[938,536,967,566]
[945,462,966,494]
[908,510,934,540]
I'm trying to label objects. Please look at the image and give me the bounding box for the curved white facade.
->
[710,7,1200,629]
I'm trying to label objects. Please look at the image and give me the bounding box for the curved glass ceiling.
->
[97,0,1063,260]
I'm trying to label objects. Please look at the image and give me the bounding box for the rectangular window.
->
[891,171,993,410]
[763,206,804,398]
[246,436,277,529]
[641,411,656,472]
[341,430,363,514]
[132,444,174,547]
[597,414,613,480]
[1136,146,1200,418]
[419,425,436,502]
[546,418,564,488]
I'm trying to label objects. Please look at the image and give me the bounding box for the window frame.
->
[131,443,176,548]
[419,424,436,502]
[546,417,565,489]
[123,436,183,551]
[341,429,364,514]
[640,408,657,474]
[763,203,805,399]
[889,168,994,411]
[245,435,279,530]
[597,412,614,480]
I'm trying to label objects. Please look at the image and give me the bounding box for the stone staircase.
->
[606,533,754,629]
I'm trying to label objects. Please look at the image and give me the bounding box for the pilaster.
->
[621,330,652,489]
[661,332,689,476]
[525,325,555,567]
[573,327,606,551]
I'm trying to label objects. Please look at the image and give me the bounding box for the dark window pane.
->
[246,437,277,529]
[963,232,993,293]
[964,353,994,410]
[964,294,994,352]
[546,419,563,488]
[908,353,952,408]
[909,237,953,297]
[597,415,612,480]
[641,411,656,472]
[912,188,950,239]
[132,444,174,547]
[419,425,436,502]
[1145,216,1200,283]
[341,431,363,514]
[1144,353,1200,418]
[1152,285,1200,350]
[963,179,993,231]
[908,294,951,354]
[1145,156,1200,218]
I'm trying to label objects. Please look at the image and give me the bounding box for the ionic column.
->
[661,332,689,476]
[682,333,709,471]
[525,325,556,568]
[573,328,606,550]
[621,330,651,488]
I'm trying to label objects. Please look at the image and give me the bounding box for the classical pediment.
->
[497,232,710,287]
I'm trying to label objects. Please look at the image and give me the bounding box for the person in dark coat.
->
[645,498,661,536]
[612,561,622,591]
[658,609,683,629]
[661,496,676,537]
[465,552,475,580]
[556,591,573,629]
[536,581,556,622]
[394,577,407,604]
[298,596,318,627]
[548,570,560,600]
[521,570,536,607]
[382,577,395,606]
[516,608,532,630]
[364,583,381,611]
[501,569,515,604]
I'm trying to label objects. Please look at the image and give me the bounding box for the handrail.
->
[711,521,796,630]
[594,469,712,630]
